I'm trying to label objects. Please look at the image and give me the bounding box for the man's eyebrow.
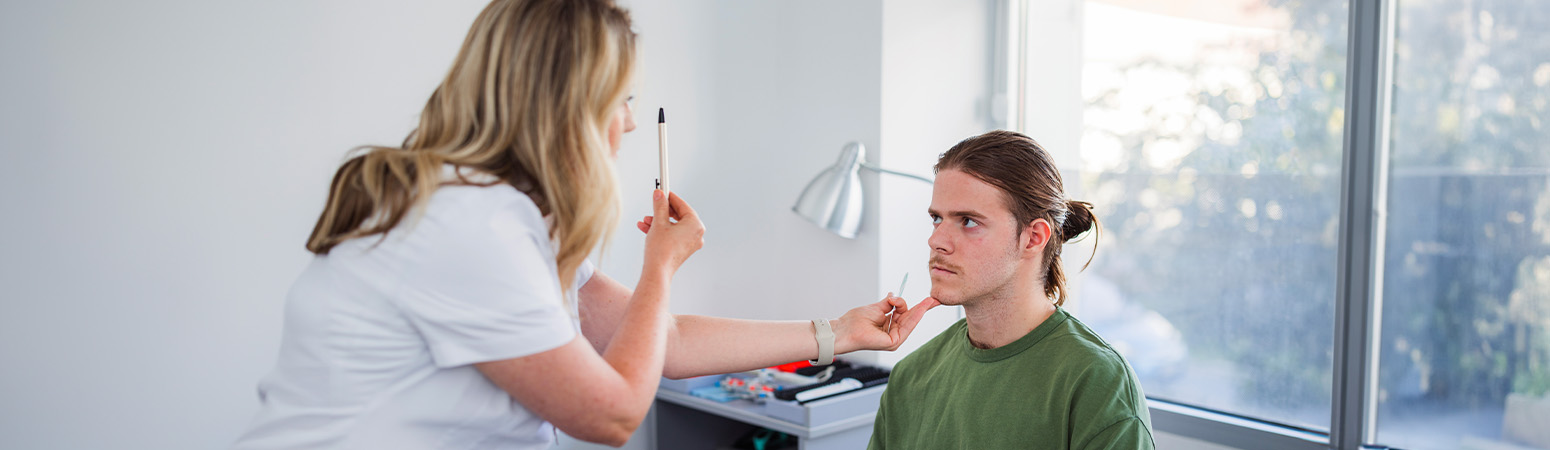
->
[927,208,988,220]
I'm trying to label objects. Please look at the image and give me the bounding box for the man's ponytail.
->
[1043,200,1100,306]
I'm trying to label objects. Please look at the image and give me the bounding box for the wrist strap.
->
[810,318,835,366]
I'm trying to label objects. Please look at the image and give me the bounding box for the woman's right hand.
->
[638,190,704,276]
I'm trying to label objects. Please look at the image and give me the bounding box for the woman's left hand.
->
[833,295,942,353]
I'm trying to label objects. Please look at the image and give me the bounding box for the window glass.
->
[1067,0,1348,431]
[1373,1,1550,449]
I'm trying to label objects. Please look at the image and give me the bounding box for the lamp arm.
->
[860,163,934,184]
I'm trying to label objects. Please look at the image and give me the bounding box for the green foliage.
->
[1085,0,1550,423]
[1515,367,1550,398]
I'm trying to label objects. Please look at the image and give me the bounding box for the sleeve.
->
[1071,353,1155,450]
[1079,416,1155,450]
[866,382,892,450]
[576,258,596,287]
[866,404,887,450]
[394,203,578,368]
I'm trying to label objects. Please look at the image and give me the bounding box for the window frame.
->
[1004,0,1398,448]
[1330,0,1392,448]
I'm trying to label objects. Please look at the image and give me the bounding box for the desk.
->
[654,388,879,450]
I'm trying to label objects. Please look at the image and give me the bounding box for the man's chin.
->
[930,290,967,306]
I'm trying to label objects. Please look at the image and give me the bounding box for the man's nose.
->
[927,226,951,254]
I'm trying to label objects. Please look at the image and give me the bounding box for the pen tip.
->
[658,107,665,124]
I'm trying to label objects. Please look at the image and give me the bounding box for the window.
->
[1374,1,1550,449]
[1013,0,1550,449]
[1067,0,1346,432]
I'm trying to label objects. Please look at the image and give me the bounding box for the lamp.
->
[791,142,933,239]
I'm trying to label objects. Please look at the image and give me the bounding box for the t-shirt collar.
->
[963,307,1070,363]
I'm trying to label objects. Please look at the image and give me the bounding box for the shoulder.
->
[426,181,545,238]
[1050,314,1149,413]
[391,178,558,284]
[406,166,553,260]
[1046,313,1135,376]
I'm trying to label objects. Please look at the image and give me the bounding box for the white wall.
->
[0,1,892,449]
[0,1,1241,449]
[574,2,889,448]
[0,1,490,449]
[602,0,885,327]
[870,0,1001,366]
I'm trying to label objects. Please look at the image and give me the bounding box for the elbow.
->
[599,418,640,448]
[566,419,638,447]
[584,429,633,448]
[600,433,630,448]
[554,399,646,447]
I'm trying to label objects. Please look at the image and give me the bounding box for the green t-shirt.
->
[868,308,1154,450]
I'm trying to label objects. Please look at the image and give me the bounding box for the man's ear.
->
[1022,218,1053,257]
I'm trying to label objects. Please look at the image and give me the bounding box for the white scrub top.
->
[233,167,595,450]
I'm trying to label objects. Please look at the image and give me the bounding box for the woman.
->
[233,1,939,448]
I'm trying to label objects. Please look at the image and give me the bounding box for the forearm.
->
[582,271,925,381]
[663,315,851,379]
[599,268,674,404]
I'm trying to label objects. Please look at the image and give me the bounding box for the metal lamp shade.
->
[792,142,866,239]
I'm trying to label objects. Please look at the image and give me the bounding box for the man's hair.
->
[935,130,1099,306]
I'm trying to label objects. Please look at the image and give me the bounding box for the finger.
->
[651,189,670,224]
[883,294,906,319]
[666,191,698,220]
[643,216,654,226]
[637,221,650,234]
[891,297,942,343]
[872,297,898,317]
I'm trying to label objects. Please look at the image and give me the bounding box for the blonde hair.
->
[306,0,637,294]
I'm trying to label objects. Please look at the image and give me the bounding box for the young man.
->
[868,130,1154,450]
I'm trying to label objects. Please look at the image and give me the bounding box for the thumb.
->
[651,190,670,225]
[881,295,907,320]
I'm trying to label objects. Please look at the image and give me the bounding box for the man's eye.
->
[931,215,942,225]
[964,218,979,228]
